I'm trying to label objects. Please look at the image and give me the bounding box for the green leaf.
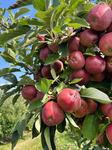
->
[17,76,36,86]
[53,26,62,33]
[27,99,43,111]
[32,121,40,139]
[35,8,55,29]
[45,53,59,65]
[0,25,30,45]
[33,0,45,11]
[11,131,19,150]
[66,113,78,128]
[57,118,66,133]
[0,52,17,63]
[19,18,44,26]
[80,87,111,104]
[98,124,108,134]
[56,82,65,94]
[69,78,83,84]
[14,7,30,19]
[60,67,73,81]
[0,68,20,77]
[0,84,17,93]
[53,0,61,7]
[3,73,18,84]
[51,68,57,79]
[0,8,6,17]
[17,114,26,136]
[24,53,32,65]
[12,94,20,105]
[82,114,98,140]
[44,126,52,150]
[58,42,68,58]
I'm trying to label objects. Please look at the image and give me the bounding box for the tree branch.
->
[0,23,9,29]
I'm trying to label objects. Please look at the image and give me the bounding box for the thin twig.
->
[0,23,9,29]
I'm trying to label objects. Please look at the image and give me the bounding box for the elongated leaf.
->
[80,87,111,104]
[44,126,52,150]
[98,124,108,134]
[0,8,6,17]
[13,94,20,105]
[57,118,66,133]
[15,7,30,19]
[0,52,17,63]
[33,0,45,11]
[0,68,20,77]
[69,78,83,84]
[28,100,43,111]
[3,74,18,84]
[53,0,60,7]
[19,18,44,26]
[0,84,16,93]
[58,42,68,58]
[41,78,53,94]
[66,113,78,128]
[49,126,56,150]
[17,114,26,136]
[11,131,19,150]
[82,114,98,140]
[45,0,51,10]
[32,121,40,139]
[17,76,35,85]
[0,25,30,45]
[51,68,57,80]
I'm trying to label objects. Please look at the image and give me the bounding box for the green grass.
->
[0,130,78,150]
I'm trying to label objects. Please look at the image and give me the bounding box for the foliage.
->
[0,0,112,150]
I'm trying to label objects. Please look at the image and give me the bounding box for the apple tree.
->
[0,0,112,149]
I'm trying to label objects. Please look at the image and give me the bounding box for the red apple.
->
[41,65,52,79]
[71,68,90,86]
[85,54,106,74]
[73,98,88,118]
[99,32,112,56]
[22,85,37,101]
[108,108,112,120]
[57,88,81,113]
[87,4,112,31]
[86,98,98,114]
[100,100,112,116]
[91,71,106,82]
[106,123,112,144]
[42,101,64,126]
[105,56,112,72]
[40,46,52,62]
[80,29,98,47]
[69,51,85,70]
[51,60,63,74]
[67,36,80,54]
[97,133,105,145]
[107,22,112,32]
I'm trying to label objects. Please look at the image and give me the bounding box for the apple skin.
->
[67,36,80,54]
[69,51,85,70]
[41,65,52,79]
[99,32,112,56]
[73,98,88,118]
[80,29,98,47]
[40,46,52,62]
[105,56,112,72]
[106,123,112,144]
[87,4,112,31]
[107,22,112,32]
[86,98,98,114]
[51,60,63,74]
[91,71,106,82]
[97,133,105,145]
[22,85,37,101]
[70,68,90,86]
[100,100,112,116]
[108,108,112,121]
[42,101,64,126]
[48,42,59,53]
[57,88,81,113]
[85,54,106,74]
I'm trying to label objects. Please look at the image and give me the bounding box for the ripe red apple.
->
[108,108,112,120]
[42,101,64,126]
[22,85,37,101]
[73,98,88,118]
[105,56,112,72]
[69,51,85,70]
[91,71,106,82]
[106,123,112,144]
[48,42,58,53]
[87,4,112,31]
[107,22,112,32]
[100,100,112,116]
[97,133,105,145]
[67,36,80,54]
[41,65,52,79]
[99,32,112,56]
[85,54,106,74]
[40,46,52,62]
[51,60,63,74]
[57,88,81,113]
[86,98,98,114]
[71,68,90,86]
[80,29,98,47]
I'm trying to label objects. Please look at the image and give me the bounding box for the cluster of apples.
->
[21,3,112,146]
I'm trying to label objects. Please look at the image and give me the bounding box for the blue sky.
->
[0,0,37,85]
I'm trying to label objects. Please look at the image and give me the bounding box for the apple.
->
[80,29,98,47]
[73,98,88,118]
[85,54,106,74]
[51,60,63,74]
[67,36,80,54]
[48,42,59,53]
[108,107,112,120]
[100,100,112,116]
[69,51,85,70]
[105,56,112,72]
[22,85,37,101]
[42,101,64,126]
[70,68,90,86]
[97,133,105,145]
[91,71,106,82]
[99,32,112,56]
[86,98,98,114]
[41,65,52,79]
[57,88,81,113]
[40,46,52,62]
[106,123,112,144]
[87,4,112,31]
[107,22,112,32]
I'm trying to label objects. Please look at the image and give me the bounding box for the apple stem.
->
[27,65,42,79]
